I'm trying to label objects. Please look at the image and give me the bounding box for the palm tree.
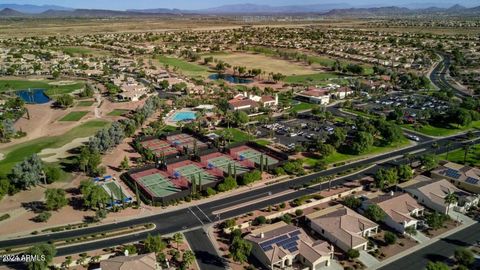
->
[182,250,196,268]
[444,191,458,214]
[463,143,472,164]
[172,232,184,250]
[445,141,453,161]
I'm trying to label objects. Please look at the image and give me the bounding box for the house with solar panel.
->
[431,161,480,194]
[306,205,378,252]
[400,175,479,214]
[244,221,333,270]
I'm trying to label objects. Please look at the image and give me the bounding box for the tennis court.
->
[138,172,182,197]
[171,164,219,185]
[231,146,279,166]
[205,155,250,175]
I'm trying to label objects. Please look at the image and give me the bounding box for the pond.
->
[208,74,253,84]
[16,89,50,104]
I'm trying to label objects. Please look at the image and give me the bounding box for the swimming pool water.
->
[172,111,196,122]
[16,89,50,104]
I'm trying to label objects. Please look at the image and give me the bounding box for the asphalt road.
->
[1,131,479,259]
[429,53,471,98]
[184,229,227,270]
[379,223,480,270]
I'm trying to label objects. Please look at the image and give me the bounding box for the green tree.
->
[384,231,397,245]
[351,131,374,154]
[444,192,458,214]
[397,164,413,182]
[80,180,109,210]
[119,156,130,171]
[346,248,360,259]
[55,94,74,108]
[25,243,56,270]
[182,250,196,268]
[425,212,448,230]
[172,233,184,250]
[144,234,166,253]
[34,212,52,222]
[327,128,347,148]
[365,204,386,222]
[421,154,438,171]
[343,196,362,209]
[454,248,475,267]
[229,236,252,263]
[44,188,68,211]
[426,261,450,270]
[44,166,62,184]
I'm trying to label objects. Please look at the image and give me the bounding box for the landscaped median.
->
[0,223,155,255]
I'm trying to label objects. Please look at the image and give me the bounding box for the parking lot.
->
[355,93,451,120]
[257,113,352,150]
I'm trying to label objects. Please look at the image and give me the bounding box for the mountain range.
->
[0,2,479,17]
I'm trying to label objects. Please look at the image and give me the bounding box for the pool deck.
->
[164,109,197,127]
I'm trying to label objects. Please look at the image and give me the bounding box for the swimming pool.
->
[171,111,197,122]
[16,89,50,104]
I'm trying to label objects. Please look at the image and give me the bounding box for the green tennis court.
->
[174,164,218,185]
[139,173,181,197]
[236,149,279,166]
[207,156,249,175]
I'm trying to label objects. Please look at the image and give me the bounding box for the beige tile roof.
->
[308,206,377,249]
[100,252,156,270]
[370,193,423,224]
[245,222,332,265]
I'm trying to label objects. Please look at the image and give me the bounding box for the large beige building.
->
[431,161,480,194]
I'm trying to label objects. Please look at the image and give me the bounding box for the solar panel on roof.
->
[288,247,298,252]
[262,246,273,252]
[466,177,479,185]
[289,230,301,237]
[283,242,298,250]
[445,168,461,179]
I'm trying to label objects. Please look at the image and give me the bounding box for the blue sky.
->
[0,0,477,10]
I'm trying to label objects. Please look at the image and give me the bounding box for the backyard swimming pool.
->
[171,111,197,122]
[16,89,50,104]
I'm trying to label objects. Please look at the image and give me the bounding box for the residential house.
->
[306,205,378,252]
[362,192,424,234]
[431,161,480,194]
[245,221,333,270]
[400,175,479,214]
[99,252,158,270]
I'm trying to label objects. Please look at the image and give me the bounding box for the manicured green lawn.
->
[61,47,95,55]
[284,73,339,84]
[76,100,95,107]
[59,111,89,122]
[158,55,210,77]
[439,144,480,166]
[403,121,480,137]
[304,138,411,167]
[214,128,253,144]
[0,80,85,96]
[107,109,130,116]
[0,120,109,173]
[290,102,318,113]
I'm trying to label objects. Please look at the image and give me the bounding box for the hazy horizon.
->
[1,0,479,10]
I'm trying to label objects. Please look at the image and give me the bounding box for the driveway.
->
[359,250,380,268]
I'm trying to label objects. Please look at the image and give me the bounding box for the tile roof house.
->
[402,175,479,214]
[99,252,157,270]
[306,205,378,252]
[228,93,278,111]
[431,161,480,194]
[362,192,424,234]
[245,221,333,270]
